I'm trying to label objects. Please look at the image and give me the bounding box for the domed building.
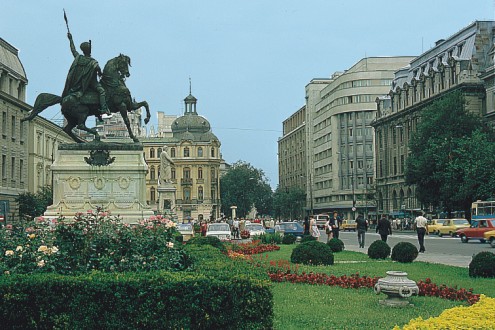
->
[140,90,223,223]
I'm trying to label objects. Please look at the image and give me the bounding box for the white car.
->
[177,223,194,241]
[245,223,266,237]
[206,223,231,241]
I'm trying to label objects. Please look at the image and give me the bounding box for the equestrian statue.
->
[22,13,150,143]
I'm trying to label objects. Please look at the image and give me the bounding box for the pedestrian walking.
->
[310,216,320,241]
[303,216,310,235]
[355,213,368,248]
[376,215,392,242]
[232,218,240,239]
[331,211,340,239]
[325,218,333,240]
[414,214,428,253]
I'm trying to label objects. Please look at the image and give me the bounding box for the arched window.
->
[150,148,155,158]
[198,147,203,157]
[170,148,176,157]
[198,186,204,201]
[184,147,190,157]
[211,147,215,157]
[198,167,203,179]
[150,166,156,180]
[171,167,176,179]
[184,188,191,201]
[150,187,156,202]
[183,167,191,179]
[157,148,162,157]
[211,167,216,180]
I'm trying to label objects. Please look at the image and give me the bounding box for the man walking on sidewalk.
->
[414,214,428,253]
[355,213,368,248]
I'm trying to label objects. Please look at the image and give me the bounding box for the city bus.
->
[471,200,495,221]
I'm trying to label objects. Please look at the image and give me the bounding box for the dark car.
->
[274,222,304,237]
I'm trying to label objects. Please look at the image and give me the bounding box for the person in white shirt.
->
[414,215,429,253]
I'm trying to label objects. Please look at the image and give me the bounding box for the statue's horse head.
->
[116,53,131,80]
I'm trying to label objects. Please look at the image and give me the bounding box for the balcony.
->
[181,178,193,186]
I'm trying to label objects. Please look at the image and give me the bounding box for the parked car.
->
[483,230,495,248]
[456,219,495,243]
[314,214,330,229]
[340,219,357,231]
[206,223,231,241]
[427,219,444,235]
[177,223,194,241]
[437,219,470,237]
[274,222,304,237]
[245,223,266,237]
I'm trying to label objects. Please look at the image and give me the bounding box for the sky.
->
[3,1,494,188]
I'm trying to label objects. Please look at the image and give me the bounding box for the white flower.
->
[5,250,14,256]
[37,260,46,267]
[38,245,48,253]
[166,242,174,248]
[51,246,59,254]
[15,246,23,252]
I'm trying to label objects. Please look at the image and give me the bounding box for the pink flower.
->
[5,224,13,230]
[87,210,93,214]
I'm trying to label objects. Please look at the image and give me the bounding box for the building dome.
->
[172,114,211,134]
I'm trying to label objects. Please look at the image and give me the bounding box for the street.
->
[319,230,494,268]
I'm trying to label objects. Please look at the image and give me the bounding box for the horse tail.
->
[21,93,62,122]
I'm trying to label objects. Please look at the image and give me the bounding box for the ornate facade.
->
[373,21,495,216]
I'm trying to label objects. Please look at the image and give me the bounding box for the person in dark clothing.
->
[355,213,368,248]
[303,216,310,235]
[376,216,392,242]
[331,211,340,239]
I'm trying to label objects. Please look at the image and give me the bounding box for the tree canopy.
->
[272,186,306,220]
[220,161,273,218]
[405,91,495,215]
[15,186,53,220]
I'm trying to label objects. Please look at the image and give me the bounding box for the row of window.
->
[148,146,217,159]
[2,112,25,141]
[322,79,393,100]
[148,166,217,181]
[148,186,217,203]
[1,155,23,183]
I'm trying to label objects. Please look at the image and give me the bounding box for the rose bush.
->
[0,208,190,275]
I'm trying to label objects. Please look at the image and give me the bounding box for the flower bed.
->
[394,294,495,329]
[228,240,280,255]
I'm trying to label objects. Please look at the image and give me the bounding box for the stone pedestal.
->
[44,141,154,223]
[374,271,419,307]
[158,183,177,213]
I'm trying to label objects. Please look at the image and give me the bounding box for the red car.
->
[456,219,495,243]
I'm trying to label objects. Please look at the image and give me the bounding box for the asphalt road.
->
[319,230,494,268]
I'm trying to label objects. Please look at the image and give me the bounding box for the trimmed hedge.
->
[327,238,345,252]
[291,241,334,265]
[368,240,391,259]
[0,246,273,329]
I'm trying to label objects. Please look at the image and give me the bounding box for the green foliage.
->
[290,241,334,265]
[469,251,495,278]
[405,91,495,214]
[391,242,418,263]
[367,240,391,259]
[259,232,283,244]
[272,186,306,219]
[15,186,53,220]
[187,235,226,253]
[281,233,297,245]
[326,238,345,252]
[300,234,317,243]
[0,246,273,329]
[0,209,189,275]
[219,161,273,217]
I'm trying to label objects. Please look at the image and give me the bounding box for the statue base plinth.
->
[44,142,154,224]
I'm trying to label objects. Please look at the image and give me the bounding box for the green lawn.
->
[262,245,495,330]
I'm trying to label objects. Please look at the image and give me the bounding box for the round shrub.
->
[391,242,418,263]
[469,251,495,278]
[282,234,297,245]
[368,240,391,259]
[290,241,334,265]
[326,238,345,252]
[187,236,226,253]
[300,235,317,243]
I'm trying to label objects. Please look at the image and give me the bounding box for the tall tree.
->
[405,91,495,215]
[220,161,273,218]
[15,186,53,220]
[272,186,306,220]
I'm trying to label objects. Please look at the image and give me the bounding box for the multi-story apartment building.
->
[302,57,414,219]
[373,21,495,216]
[0,38,72,222]
[278,105,306,192]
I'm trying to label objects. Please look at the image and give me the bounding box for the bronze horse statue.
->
[21,54,150,143]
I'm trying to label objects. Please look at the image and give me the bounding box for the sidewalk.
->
[343,245,472,268]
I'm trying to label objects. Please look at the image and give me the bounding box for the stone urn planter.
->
[374,271,419,307]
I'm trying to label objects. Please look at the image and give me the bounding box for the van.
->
[314,214,330,229]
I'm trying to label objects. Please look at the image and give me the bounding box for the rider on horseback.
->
[63,33,111,116]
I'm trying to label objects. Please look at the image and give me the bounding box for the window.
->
[211,147,215,157]
[198,147,203,157]
[198,186,204,201]
[1,112,6,137]
[1,155,5,178]
[357,160,364,169]
[11,116,16,140]
[348,128,353,137]
[171,168,176,179]
[400,155,405,173]
[170,148,176,157]
[211,167,216,179]
[150,166,156,180]
[184,147,190,157]
[184,188,191,201]
[393,157,397,175]
[19,159,23,182]
[11,157,15,179]
[150,187,156,202]
[183,167,191,179]
[198,167,203,179]
[157,148,162,157]
[150,148,155,158]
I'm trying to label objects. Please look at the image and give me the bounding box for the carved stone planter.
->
[374,271,419,307]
